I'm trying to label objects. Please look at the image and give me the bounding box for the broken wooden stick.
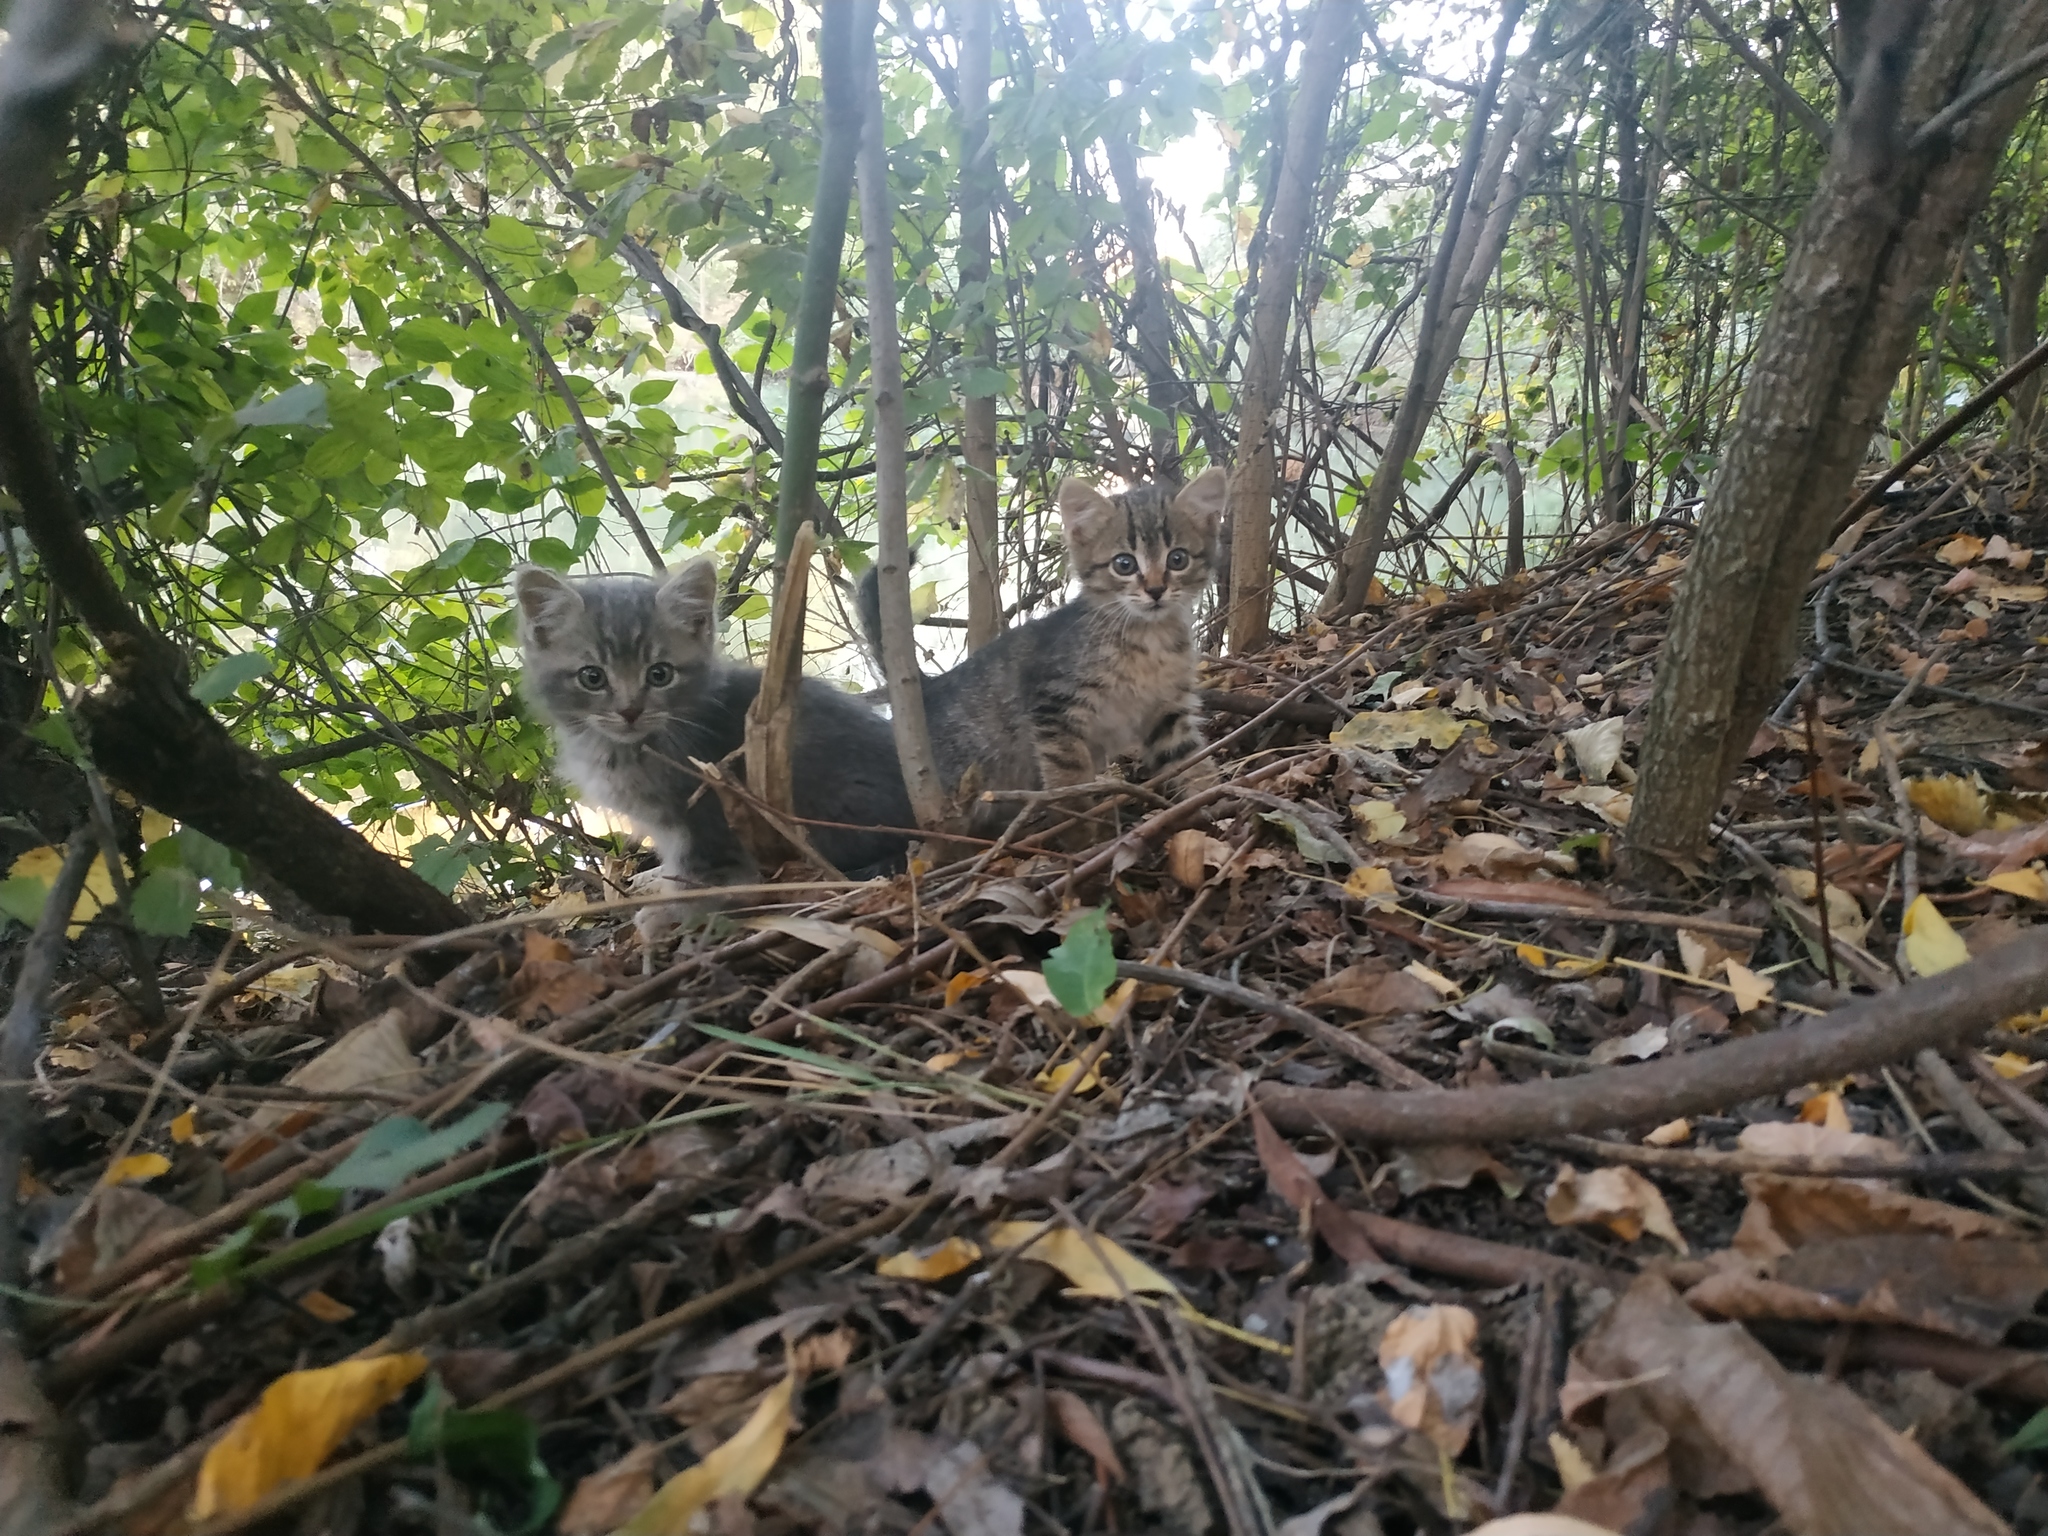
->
[1257,930,2048,1144]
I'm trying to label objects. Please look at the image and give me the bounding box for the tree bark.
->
[1223,0,1364,656]
[773,0,866,575]
[1627,0,2048,873]
[857,13,946,829]
[2005,218,2048,444]
[955,0,1003,652]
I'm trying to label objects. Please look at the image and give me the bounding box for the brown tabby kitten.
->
[860,468,1224,822]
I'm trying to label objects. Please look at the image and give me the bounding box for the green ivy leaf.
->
[1042,907,1116,1017]
[408,1377,561,1536]
[0,875,50,929]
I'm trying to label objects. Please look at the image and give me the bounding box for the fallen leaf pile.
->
[13,450,2048,1534]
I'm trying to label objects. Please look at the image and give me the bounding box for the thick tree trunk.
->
[1224,0,1363,655]
[1627,0,2048,873]
[773,0,866,574]
[857,14,945,829]
[955,0,1003,652]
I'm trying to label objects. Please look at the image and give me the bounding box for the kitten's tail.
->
[853,543,924,674]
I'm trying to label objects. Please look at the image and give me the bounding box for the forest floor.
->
[18,449,2048,1536]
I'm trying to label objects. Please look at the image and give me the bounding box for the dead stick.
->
[1258,931,2048,1144]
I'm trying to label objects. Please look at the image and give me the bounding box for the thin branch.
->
[1691,0,1831,141]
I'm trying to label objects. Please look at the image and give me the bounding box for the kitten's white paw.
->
[629,869,735,962]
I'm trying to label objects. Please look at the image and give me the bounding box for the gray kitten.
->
[514,559,913,885]
[859,468,1225,825]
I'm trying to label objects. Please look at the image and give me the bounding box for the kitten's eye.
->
[646,662,676,687]
[1166,548,1191,571]
[575,665,607,691]
[1111,553,1139,577]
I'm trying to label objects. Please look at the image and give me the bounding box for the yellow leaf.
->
[1403,962,1460,999]
[1329,707,1482,752]
[298,1290,355,1323]
[169,1109,196,1144]
[1344,865,1396,905]
[566,235,599,270]
[1034,1058,1102,1095]
[877,1237,983,1281]
[1984,867,2048,901]
[986,1221,1179,1301]
[1902,895,1970,977]
[1515,943,1550,969]
[616,1371,797,1535]
[1938,533,1986,566]
[943,968,989,1009]
[1550,1431,1599,1491]
[1908,774,1989,834]
[1797,1090,1851,1131]
[7,846,121,936]
[1644,1119,1691,1146]
[1989,1051,2035,1081]
[1722,959,1774,1013]
[1351,800,1408,843]
[1545,1165,1688,1253]
[924,1050,967,1072]
[191,1355,428,1517]
[102,1153,171,1186]
[141,809,175,845]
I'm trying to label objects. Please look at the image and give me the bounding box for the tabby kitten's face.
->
[513,559,719,746]
[1058,467,1226,622]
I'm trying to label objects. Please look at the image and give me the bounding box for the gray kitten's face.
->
[513,560,718,746]
[1059,467,1226,621]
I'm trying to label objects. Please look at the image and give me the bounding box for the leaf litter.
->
[18,456,2048,1533]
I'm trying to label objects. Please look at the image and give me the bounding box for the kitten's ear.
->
[1056,477,1116,536]
[1172,467,1228,537]
[656,557,718,639]
[513,565,583,633]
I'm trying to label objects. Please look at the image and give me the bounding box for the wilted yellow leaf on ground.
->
[169,1109,197,1144]
[1545,1165,1688,1253]
[1344,864,1396,904]
[1778,868,1870,944]
[877,1237,983,1281]
[1909,774,1989,834]
[1983,867,2048,900]
[1404,962,1460,999]
[1938,533,1987,566]
[1034,1058,1102,1095]
[616,1371,797,1535]
[1352,800,1409,845]
[1330,707,1481,752]
[298,1290,355,1323]
[1902,895,1970,976]
[102,1153,170,1186]
[1797,1090,1852,1131]
[1644,1119,1691,1146]
[942,968,989,1009]
[190,1354,428,1516]
[1988,1052,2036,1080]
[986,1220,1178,1300]
[1722,959,1774,1013]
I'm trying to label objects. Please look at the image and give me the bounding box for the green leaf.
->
[318,1104,509,1195]
[0,875,50,929]
[129,866,201,937]
[2008,1407,2048,1455]
[1042,907,1116,1017]
[234,382,329,429]
[630,377,676,404]
[408,1377,561,1536]
[191,651,271,704]
[409,832,475,892]
[525,536,576,572]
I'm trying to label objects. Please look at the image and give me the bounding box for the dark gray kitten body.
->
[514,560,912,884]
[860,468,1225,824]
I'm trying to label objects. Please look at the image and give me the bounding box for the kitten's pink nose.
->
[619,705,642,725]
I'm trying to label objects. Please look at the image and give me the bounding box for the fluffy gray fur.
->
[859,468,1225,824]
[513,559,912,884]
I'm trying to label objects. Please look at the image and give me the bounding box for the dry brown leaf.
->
[1047,1390,1126,1487]
[1568,1275,2010,1535]
[1545,1165,1688,1253]
[560,1444,662,1536]
[1439,832,1545,879]
[1251,1103,1323,1215]
[1379,1304,1484,1455]
[1301,964,1442,1016]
